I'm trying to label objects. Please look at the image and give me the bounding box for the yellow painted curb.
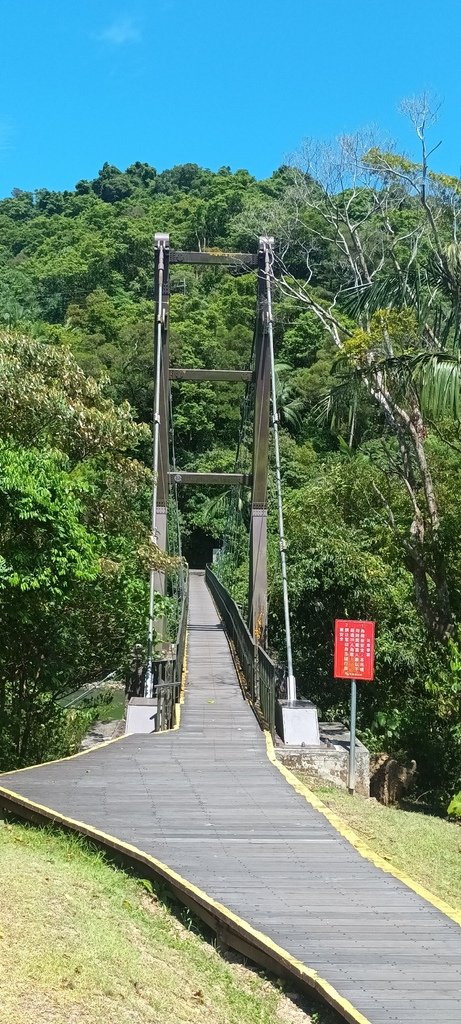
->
[1,607,458,1022]
[264,730,461,928]
[0,783,371,1024]
[0,634,371,1022]
[203,580,461,927]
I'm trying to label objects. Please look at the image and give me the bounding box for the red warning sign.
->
[334,620,375,681]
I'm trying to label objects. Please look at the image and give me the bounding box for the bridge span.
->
[1,570,461,1024]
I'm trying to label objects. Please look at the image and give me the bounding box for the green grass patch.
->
[0,819,340,1024]
[94,686,126,723]
[61,685,125,722]
[295,777,461,910]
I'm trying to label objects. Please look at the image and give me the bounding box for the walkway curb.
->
[0,781,370,1024]
[1,574,460,1024]
[265,731,461,928]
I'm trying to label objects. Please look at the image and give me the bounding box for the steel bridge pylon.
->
[151,233,273,650]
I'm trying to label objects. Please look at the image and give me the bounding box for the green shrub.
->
[447,792,461,819]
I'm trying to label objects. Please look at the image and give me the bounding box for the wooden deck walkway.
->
[1,570,460,1024]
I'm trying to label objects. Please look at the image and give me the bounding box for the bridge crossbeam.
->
[168,472,251,486]
[169,368,254,382]
[170,249,258,267]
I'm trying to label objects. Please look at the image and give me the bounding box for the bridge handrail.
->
[205,566,275,736]
[126,568,189,730]
[175,565,189,685]
[156,566,189,731]
[257,644,276,739]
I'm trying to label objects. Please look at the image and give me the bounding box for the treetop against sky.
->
[1,0,461,198]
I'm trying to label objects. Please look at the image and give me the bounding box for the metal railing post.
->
[253,643,260,704]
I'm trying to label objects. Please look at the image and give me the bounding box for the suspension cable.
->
[145,238,166,698]
[169,386,182,558]
[169,384,184,605]
[221,344,254,595]
[263,240,296,702]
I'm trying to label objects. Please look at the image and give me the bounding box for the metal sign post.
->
[348,678,357,795]
[334,619,375,796]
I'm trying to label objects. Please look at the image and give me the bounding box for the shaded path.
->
[1,571,460,1023]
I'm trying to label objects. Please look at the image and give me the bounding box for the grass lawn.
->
[0,819,340,1024]
[294,776,461,910]
[60,685,125,722]
[95,685,126,723]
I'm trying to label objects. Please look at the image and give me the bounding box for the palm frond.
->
[411,352,461,419]
[314,373,362,434]
[340,271,449,348]
[340,277,404,318]
[274,361,293,375]
[273,361,305,428]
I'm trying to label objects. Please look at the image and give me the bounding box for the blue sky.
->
[1,0,460,197]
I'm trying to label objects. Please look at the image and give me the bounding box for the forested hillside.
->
[1,122,461,808]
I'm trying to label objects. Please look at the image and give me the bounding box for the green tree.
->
[0,332,158,770]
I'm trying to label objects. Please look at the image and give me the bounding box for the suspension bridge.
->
[1,238,460,1024]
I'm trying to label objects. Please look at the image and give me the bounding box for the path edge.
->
[265,730,461,928]
[0,782,371,1024]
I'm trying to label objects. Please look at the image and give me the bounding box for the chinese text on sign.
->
[334,620,375,681]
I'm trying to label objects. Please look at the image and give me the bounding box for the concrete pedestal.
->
[125,697,157,735]
[275,722,370,796]
[275,699,320,746]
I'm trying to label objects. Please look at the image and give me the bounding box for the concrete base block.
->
[275,722,370,797]
[125,697,157,735]
[275,699,320,746]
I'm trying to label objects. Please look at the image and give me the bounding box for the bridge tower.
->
[148,233,272,655]
[143,232,320,748]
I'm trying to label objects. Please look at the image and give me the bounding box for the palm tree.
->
[272,114,461,639]
[274,362,304,429]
